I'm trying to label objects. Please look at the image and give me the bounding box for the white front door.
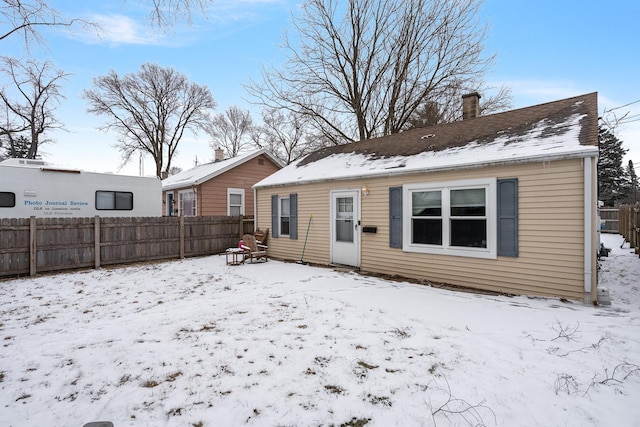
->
[330,189,360,267]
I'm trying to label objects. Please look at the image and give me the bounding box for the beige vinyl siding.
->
[258,183,333,264]
[257,158,589,300]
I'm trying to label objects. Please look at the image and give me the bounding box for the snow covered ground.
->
[1,233,638,427]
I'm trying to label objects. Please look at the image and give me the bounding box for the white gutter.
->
[254,148,599,190]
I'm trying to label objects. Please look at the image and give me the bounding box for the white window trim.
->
[227,188,245,216]
[403,178,497,259]
[279,196,290,237]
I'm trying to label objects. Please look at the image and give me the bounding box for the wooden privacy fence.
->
[0,215,254,278]
[618,203,639,256]
[599,208,619,233]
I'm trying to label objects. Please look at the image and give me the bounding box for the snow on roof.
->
[162,149,281,191]
[255,93,599,189]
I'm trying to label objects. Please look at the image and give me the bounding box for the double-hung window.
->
[403,178,497,259]
[227,188,244,216]
[271,193,298,239]
[279,196,290,236]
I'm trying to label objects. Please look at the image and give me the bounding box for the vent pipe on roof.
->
[214,147,224,162]
[462,92,481,120]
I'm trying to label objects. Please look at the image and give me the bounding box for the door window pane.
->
[336,197,353,242]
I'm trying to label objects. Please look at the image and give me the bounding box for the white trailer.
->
[0,158,162,218]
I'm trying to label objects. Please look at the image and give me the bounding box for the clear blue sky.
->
[4,0,639,175]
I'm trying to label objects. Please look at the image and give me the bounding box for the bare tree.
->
[408,85,512,129]
[252,108,310,165]
[0,0,86,47]
[1,0,214,49]
[83,63,216,178]
[147,0,215,29]
[248,0,509,145]
[0,57,69,159]
[207,106,253,158]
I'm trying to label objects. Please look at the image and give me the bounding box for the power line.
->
[606,99,640,112]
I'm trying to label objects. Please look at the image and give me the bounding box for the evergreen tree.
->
[597,125,628,206]
[1,134,31,160]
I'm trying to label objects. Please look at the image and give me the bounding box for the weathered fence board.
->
[0,215,254,278]
[599,208,619,233]
[618,203,639,256]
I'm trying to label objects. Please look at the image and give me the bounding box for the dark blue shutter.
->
[497,178,518,257]
[271,195,279,238]
[289,193,298,239]
[389,187,403,248]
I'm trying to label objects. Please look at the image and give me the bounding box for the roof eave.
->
[163,149,283,191]
[254,148,599,190]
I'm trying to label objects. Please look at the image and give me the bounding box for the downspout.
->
[583,156,598,304]
[253,187,257,231]
[590,156,598,304]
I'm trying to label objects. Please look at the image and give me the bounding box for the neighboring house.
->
[253,93,601,303]
[162,149,283,217]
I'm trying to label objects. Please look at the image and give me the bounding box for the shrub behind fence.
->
[0,215,254,278]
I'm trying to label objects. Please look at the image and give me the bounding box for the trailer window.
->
[0,192,16,208]
[95,191,134,210]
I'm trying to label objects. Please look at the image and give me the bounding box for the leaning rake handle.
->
[300,214,312,262]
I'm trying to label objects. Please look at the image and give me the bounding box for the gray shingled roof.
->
[299,92,598,166]
[254,93,599,188]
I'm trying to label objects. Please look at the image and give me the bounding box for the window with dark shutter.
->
[497,178,518,257]
[289,193,298,239]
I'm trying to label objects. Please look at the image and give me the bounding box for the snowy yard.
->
[1,233,639,426]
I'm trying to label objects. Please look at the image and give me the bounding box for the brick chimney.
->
[462,92,481,120]
[214,147,224,162]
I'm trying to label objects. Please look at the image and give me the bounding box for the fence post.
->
[29,216,36,276]
[633,202,640,255]
[94,216,101,269]
[179,216,185,259]
[239,215,244,241]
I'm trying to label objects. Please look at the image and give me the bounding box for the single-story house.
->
[162,149,283,217]
[253,92,601,303]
